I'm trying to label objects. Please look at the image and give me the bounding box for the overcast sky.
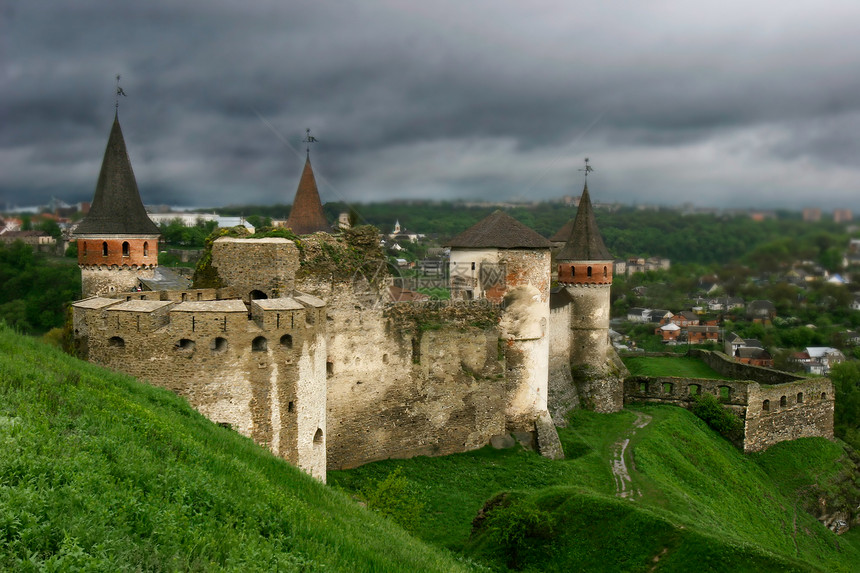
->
[3,0,860,212]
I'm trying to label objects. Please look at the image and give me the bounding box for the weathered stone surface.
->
[536,410,564,460]
[621,351,834,453]
[71,291,327,482]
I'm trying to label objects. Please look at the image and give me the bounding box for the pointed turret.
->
[556,183,611,262]
[286,157,330,235]
[74,113,160,297]
[557,183,612,285]
[75,114,159,236]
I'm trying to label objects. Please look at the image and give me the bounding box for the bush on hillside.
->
[482,494,555,570]
[691,393,744,444]
[362,467,424,534]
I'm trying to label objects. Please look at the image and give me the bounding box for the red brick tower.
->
[556,182,613,287]
[74,113,160,297]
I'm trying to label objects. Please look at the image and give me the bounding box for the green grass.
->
[333,406,860,572]
[0,324,470,572]
[623,356,732,379]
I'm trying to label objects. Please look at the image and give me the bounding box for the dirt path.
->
[612,409,652,499]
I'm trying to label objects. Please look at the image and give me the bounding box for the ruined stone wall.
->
[211,237,300,299]
[548,298,576,423]
[621,373,834,452]
[744,379,834,453]
[297,277,517,469]
[71,295,327,481]
[689,349,805,385]
[624,376,750,418]
[81,266,158,298]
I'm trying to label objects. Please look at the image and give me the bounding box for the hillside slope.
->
[331,407,860,571]
[0,324,470,572]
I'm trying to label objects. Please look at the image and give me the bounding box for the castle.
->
[71,113,833,482]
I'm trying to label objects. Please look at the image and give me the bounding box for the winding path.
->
[611,409,652,499]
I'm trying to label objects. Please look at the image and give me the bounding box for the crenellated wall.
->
[72,294,327,481]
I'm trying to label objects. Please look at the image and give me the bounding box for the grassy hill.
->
[331,408,860,571]
[0,323,470,572]
[4,322,858,571]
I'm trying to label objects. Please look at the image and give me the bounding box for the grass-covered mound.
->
[332,406,860,572]
[0,324,469,572]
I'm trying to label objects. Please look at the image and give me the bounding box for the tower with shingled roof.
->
[74,112,160,297]
[447,211,560,448]
[553,173,624,413]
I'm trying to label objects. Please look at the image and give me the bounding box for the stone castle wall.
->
[621,350,834,452]
[72,294,327,480]
[211,237,300,299]
[296,277,544,470]
[744,378,834,453]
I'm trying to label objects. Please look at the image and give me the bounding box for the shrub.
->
[362,467,424,533]
[691,392,744,444]
[484,496,555,570]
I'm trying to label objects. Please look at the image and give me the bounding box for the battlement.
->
[622,361,833,453]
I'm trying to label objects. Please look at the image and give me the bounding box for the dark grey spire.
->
[75,114,159,235]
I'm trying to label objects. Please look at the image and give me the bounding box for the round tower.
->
[74,113,160,297]
[556,179,622,412]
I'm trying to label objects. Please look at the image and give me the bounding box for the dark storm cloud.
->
[3,0,860,211]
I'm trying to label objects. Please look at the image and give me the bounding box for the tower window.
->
[82,242,87,257]
[587,266,593,277]
[143,242,149,257]
[102,242,108,257]
[603,266,608,278]
[280,334,293,348]
[122,241,130,257]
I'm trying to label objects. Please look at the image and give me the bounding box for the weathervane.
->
[115,74,127,111]
[302,128,319,158]
[578,157,594,181]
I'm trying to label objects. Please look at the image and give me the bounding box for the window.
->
[82,242,87,256]
[313,428,323,444]
[719,386,731,400]
[210,337,228,353]
[176,339,195,352]
[250,290,267,300]
[821,392,827,400]
[108,336,125,348]
[102,242,108,256]
[639,381,648,393]
[280,334,293,348]
[252,336,267,352]
[763,399,770,411]
[662,382,674,394]
[603,266,608,278]
[689,384,700,396]
[326,361,334,375]
[306,310,316,326]
[797,392,804,403]
[288,401,295,413]
[587,266,593,277]
[122,241,130,257]
[780,395,787,407]
[143,241,149,256]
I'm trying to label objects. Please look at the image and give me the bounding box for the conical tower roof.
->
[74,114,160,236]
[557,183,611,261]
[447,210,551,249]
[550,218,575,243]
[286,157,330,235]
